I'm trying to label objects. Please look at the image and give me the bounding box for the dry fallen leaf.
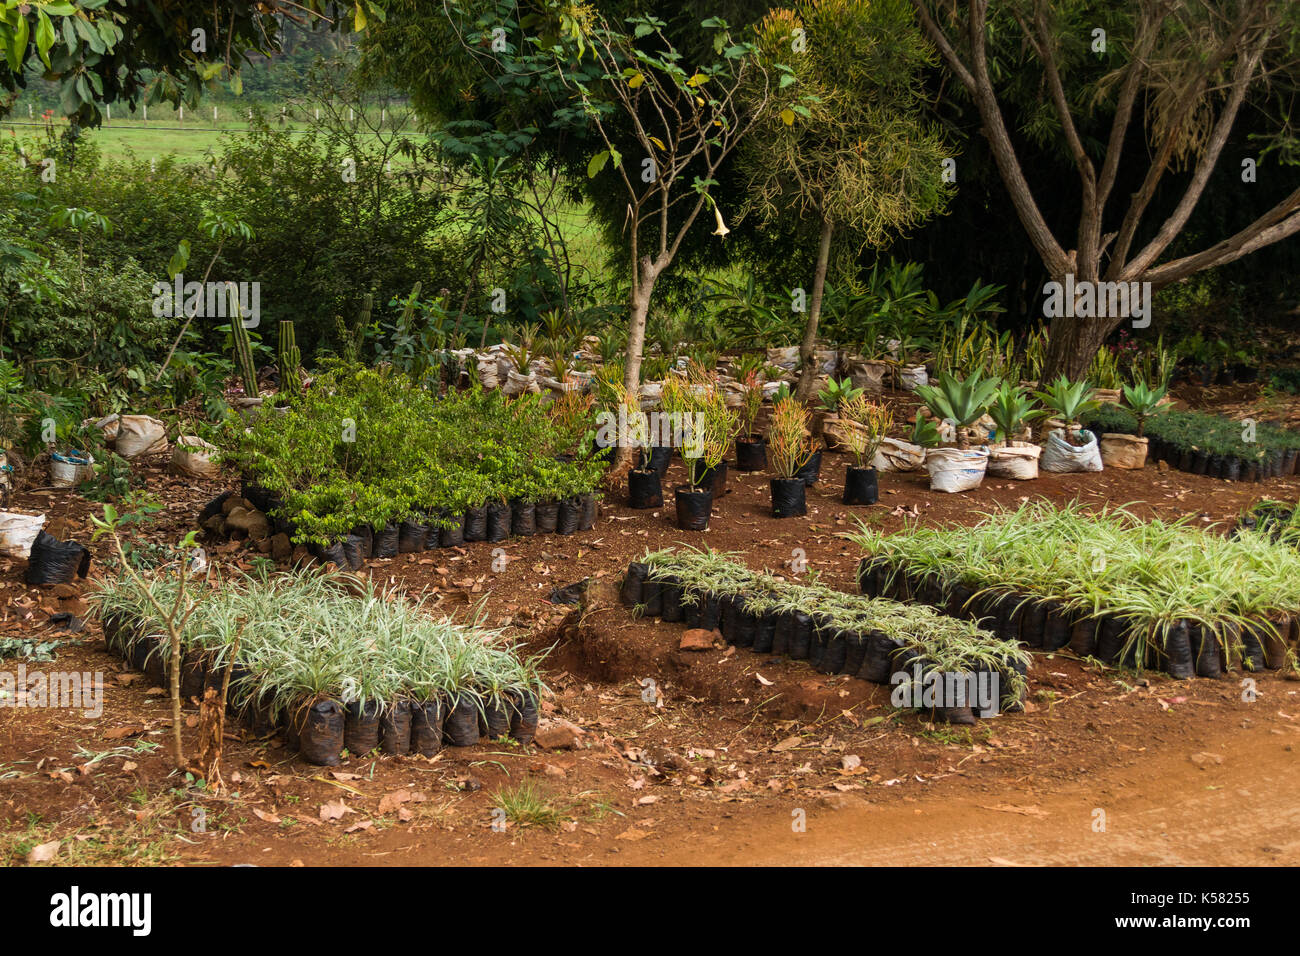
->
[378,790,412,814]
[27,840,60,863]
[253,808,281,824]
[319,799,353,822]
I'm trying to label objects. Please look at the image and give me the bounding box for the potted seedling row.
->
[621,551,1030,723]
[96,571,545,767]
[849,502,1300,679]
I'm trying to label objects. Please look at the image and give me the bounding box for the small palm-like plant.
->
[914,370,1001,445]
[1121,380,1169,438]
[1034,374,1100,444]
[988,382,1043,443]
[910,411,942,448]
[817,377,864,413]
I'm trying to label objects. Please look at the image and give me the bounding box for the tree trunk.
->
[795,216,835,402]
[1041,312,1121,383]
[614,258,657,469]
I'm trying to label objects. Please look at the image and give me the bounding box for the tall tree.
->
[913,0,1300,379]
[559,12,779,428]
[741,0,951,399]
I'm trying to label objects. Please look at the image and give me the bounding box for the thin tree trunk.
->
[795,217,834,401]
[614,258,657,469]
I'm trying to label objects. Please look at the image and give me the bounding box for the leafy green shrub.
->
[221,366,606,544]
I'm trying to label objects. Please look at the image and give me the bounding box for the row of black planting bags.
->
[857,557,1293,678]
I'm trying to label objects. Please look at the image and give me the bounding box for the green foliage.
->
[987,382,1042,443]
[1120,380,1169,437]
[915,370,1001,429]
[816,377,863,413]
[222,366,606,545]
[740,0,952,249]
[94,569,542,719]
[1033,375,1099,428]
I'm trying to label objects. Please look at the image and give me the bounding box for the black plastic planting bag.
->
[1095,615,1129,664]
[770,477,807,518]
[534,500,560,534]
[808,621,830,668]
[299,700,346,766]
[511,499,537,536]
[464,507,488,542]
[641,579,663,617]
[481,695,511,739]
[843,632,867,676]
[440,513,466,547]
[444,693,481,746]
[1068,618,1099,657]
[398,520,428,553]
[315,540,347,567]
[1041,601,1072,651]
[579,493,598,531]
[734,606,757,649]
[25,531,91,586]
[342,534,366,570]
[817,630,849,675]
[674,486,712,531]
[719,595,742,644]
[509,691,539,745]
[621,563,648,607]
[770,610,793,656]
[1162,620,1195,679]
[660,579,684,623]
[1191,624,1223,678]
[486,501,512,542]
[857,632,899,685]
[350,524,374,558]
[180,650,206,699]
[946,583,974,620]
[1239,622,1268,671]
[752,612,777,654]
[628,469,663,509]
[735,438,766,473]
[380,700,413,755]
[411,700,446,757]
[843,466,879,506]
[372,523,400,559]
[556,498,582,535]
[785,611,814,659]
[199,491,233,525]
[797,448,823,486]
[344,700,382,756]
[648,445,673,477]
[696,594,722,631]
[997,597,1024,644]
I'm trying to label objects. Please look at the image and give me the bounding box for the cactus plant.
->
[278,320,301,396]
[230,295,258,398]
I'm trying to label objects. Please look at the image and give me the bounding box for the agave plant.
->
[914,370,1002,445]
[988,382,1043,443]
[1034,374,1100,443]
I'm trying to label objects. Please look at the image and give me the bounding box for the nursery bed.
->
[850,502,1300,679]
[1084,404,1300,481]
[95,571,543,766]
[622,550,1030,721]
